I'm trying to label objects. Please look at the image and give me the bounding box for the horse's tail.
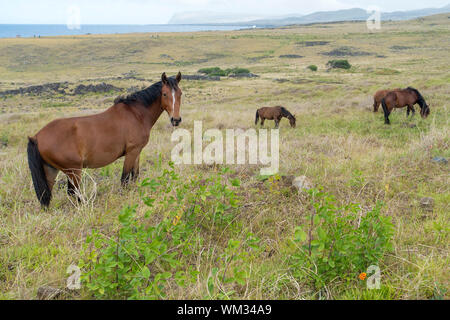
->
[381,98,387,112]
[255,110,260,125]
[27,137,51,207]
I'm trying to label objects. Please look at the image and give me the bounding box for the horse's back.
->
[258,106,282,119]
[34,110,123,169]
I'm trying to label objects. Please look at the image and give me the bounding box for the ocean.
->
[0,24,253,38]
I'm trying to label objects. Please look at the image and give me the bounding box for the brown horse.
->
[373,88,401,112]
[381,87,430,124]
[255,106,296,128]
[27,72,183,208]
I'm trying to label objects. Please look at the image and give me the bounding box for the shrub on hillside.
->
[198,67,251,77]
[307,65,318,72]
[326,59,351,70]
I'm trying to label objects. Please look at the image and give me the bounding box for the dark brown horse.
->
[381,87,430,124]
[255,106,296,128]
[27,72,182,208]
[373,88,401,112]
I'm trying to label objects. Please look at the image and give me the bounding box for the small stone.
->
[431,157,448,165]
[292,176,313,192]
[37,286,64,300]
[419,197,434,211]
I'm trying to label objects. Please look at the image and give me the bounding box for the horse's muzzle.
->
[171,117,182,127]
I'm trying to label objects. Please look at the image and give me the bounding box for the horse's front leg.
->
[274,117,281,128]
[121,148,142,186]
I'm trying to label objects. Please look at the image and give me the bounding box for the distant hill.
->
[168,11,303,25]
[169,4,450,26]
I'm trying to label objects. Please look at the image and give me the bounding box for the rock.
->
[419,197,434,211]
[182,74,221,81]
[431,157,448,165]
[228,73,259,78]
[37,286,64,300]
[279,54,303,59]
[292,176,313,192]
[73,83,121,95]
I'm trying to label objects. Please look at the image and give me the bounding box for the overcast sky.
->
[0,0,449,24]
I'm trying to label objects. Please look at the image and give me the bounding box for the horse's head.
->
[409,87,430,119]
[161,72,182,127]
[420,101,430,119]
[289,115,296,128]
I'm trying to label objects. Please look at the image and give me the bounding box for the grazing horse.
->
[255,106,296,128]
[27,72,183,208]
[373,89,401,112]
[381,87,430,124]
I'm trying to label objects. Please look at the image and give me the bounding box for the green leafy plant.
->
[290,188,394,289]
[307,65,318,72]
[207,232,262,299]
[79,163,241,299]
[198,67,251,77]
[327,60,351,70]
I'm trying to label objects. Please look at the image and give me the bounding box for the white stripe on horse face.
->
[172,89,176,117]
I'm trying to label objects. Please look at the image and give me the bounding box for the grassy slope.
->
[0,14,448,299]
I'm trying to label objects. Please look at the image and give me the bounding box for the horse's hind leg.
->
[374,100,379,112]
[407,106,411,117]
[43,164,59,196]
[65,169,82,202]
[260,118,265,127]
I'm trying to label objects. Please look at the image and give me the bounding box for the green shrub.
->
[307,65,318,72]
[79,163,242,299]
[198,67,227,76]
[327,60,351,69]
[290,188,394,289]
[225,67,250,76]
[198,67,250,77]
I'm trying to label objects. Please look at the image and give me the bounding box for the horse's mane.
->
[406,87,425,105]
[114,77,179,107]
[280,107,295,119]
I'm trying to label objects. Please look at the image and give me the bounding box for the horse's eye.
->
[163,93,167,97]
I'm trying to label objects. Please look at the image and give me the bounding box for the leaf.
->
[231,178,241,187]
[294,226,307,242]
[141,266,150,278]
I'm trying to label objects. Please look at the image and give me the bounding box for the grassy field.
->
[0,14,449,300]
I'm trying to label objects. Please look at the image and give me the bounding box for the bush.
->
[79,163,244,299]
[307,65,318,72]
[326,60,351,70]
[198,67,250,77]
[290,188,394,289]
[198,67,227,77]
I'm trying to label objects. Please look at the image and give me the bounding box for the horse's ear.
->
[161,72,168,84]
[176,71,182,84]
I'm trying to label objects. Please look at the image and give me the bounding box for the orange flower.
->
[359,272,367,281]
